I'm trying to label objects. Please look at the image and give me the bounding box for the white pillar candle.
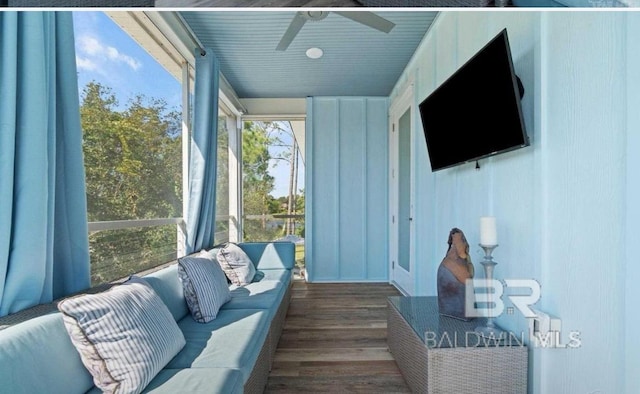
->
[480,216,497,246]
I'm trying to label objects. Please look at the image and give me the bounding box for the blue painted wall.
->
[390,10,639,394]
[305,97,389,282]
[625,12,640,394]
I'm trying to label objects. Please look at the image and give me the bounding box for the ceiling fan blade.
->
[334,11,395,34]
[276,13,308,51]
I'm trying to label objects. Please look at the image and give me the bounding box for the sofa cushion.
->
[198,247,220,261]
[223,280,285,312]
[260,268,292,285]
[143,368,244,394]
[237,242,295,270]
[143,264,189,322]
[85,368,244,394]
[178,256,231,323]
[0,313,94,394]
[57,276,186,394]
[217,242,257,286]
[168,309,270,381]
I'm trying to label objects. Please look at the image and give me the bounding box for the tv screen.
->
[419,28,528,172]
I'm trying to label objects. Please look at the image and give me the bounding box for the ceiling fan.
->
[276,11,396,52]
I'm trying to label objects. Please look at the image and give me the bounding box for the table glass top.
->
[388,296,525,348]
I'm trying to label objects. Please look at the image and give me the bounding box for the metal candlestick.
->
[475,244,506,339]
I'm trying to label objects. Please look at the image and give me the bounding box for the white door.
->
[389,83,415,295]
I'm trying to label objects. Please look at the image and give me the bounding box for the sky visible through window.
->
[263,121,305,199]
[72,11,302,199]
[72,11,181,112]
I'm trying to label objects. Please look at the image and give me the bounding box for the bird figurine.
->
[437,227,475,321]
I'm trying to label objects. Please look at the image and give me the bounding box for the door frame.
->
[389,81,415,295]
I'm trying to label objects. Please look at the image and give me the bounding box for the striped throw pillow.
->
[178,256,231,323]
[57,277,186,394]
[216,242,257,286]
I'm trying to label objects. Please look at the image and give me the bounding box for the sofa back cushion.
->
[0,313,94,394]
[238,242,296,270]
[143,263,189,321]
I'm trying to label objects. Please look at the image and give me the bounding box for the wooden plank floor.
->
[266,281,410,393]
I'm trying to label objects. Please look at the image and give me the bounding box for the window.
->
[242,120,305,243]
[215,113,230,245]
[74,12,182,285]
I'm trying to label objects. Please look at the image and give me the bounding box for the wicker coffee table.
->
[387,296,528,394]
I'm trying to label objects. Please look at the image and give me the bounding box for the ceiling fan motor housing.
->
[277,12,395,51]
[299,11,329,22]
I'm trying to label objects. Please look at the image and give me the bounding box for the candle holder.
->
[474,244,506,339]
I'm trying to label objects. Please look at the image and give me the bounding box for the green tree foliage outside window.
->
[242,121,305,242]
[81,82,182,285]
[242,121,279,242]
[215,116,230,245]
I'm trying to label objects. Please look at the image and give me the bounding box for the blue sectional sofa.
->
[0,241,295,394]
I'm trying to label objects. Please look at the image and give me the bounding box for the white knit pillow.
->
[57,276,186,394]
[216,242,256,286]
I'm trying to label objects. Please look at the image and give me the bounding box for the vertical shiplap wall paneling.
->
[366,98,390,280]
[305,98,313,280]
[388,9,634,393]
[414,29,438,295]
[485,14,542,394]
[338,99,367,280]
[531,14,547,394]
[451,12,493,262]
[307,97,389,282]
[487,11,539,335]
[309,98,340,280]
[543,12,625,394]
[432,14,461,262]
[626,12,640,394]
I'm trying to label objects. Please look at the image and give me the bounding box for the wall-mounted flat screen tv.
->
[419,28,529,172]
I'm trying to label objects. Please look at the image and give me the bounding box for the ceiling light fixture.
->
[306,47,323,59]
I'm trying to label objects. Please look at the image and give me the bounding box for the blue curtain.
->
[185,48,220,254]
[0,12,90,316]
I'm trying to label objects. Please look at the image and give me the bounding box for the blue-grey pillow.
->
[178,256,231,323]
[57,276,186,394]
[216,242,257,286]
